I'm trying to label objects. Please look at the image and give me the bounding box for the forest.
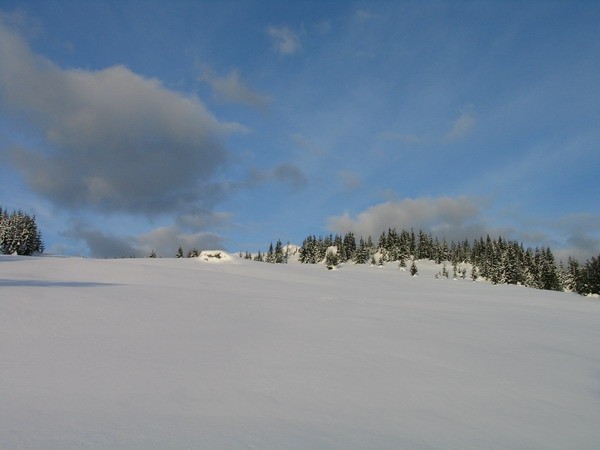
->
[251,229,599,297]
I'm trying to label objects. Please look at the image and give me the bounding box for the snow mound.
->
[197,250,235,263]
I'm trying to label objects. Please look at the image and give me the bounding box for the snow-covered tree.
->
[325,249,339,270]
[0,208,44,256]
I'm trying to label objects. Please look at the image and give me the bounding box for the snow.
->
[1,255,599,449]
[197,250,236,263]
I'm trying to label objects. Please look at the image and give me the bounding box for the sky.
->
[0,0,599,260]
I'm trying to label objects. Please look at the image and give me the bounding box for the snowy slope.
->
[1,255,599,449]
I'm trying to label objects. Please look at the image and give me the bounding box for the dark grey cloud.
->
[0,20,243,215]
[65,225,138,258]
[554,213,600,261]
[66,222,225,258]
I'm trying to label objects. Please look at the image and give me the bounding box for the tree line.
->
[0,206,44,256]
[291,228,599,296]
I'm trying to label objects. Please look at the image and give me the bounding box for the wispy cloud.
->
[338,170,362,191]
[354,9,377,21]
[444,108,476,142]
[267,25,301,55]
[200,68,271,109]
[246,163,308,190]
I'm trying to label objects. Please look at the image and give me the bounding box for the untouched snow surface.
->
[1,255,599,449]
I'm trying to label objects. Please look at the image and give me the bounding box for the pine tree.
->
[583,254,600,295]
[342,232,356,262]
[325,249,339,270]
[441,264,448,278]
[410,260,418,276]
[398,257,407,271]
[470,265,478,281]
[354,237,371,264]
[266,242,275,263]
[0,208,44,255]
[176,246,184,258]
[274,239,285,263]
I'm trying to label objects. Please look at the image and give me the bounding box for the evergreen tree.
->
[354,237,371,264]
[274,239,285,263]
[325,249,339,270]
[342,232,356,262]
[398,257,407,271]
[176,246,184,258]
[539,247,562,291]
[470,265,478,281]
[0,208,44,255]
[266,242,275,263]
[410,260,418,276]
[441,264,448,278]
[564,257,581,292]
[583,254,600,295]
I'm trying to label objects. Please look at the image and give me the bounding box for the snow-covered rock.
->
[197,250,235,263]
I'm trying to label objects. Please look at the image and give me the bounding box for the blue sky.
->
[1,1,599,260]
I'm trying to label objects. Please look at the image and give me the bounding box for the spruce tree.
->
[325,249,339,270]
[274,239,285,263]
[398,256,407,271]
[0,208,44,255]
[410,260,418,276]
[266,242,275,263]
[583,254,600,295]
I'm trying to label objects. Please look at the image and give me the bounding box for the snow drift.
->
[1,255,599,449]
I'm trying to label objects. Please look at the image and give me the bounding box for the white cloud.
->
[327,196,495,242]
[444,109,475,142]
[200,68,271,109]
[267,25,301,55]
[0,20,244,215]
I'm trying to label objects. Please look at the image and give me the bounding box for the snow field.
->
[1,255,599,449]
